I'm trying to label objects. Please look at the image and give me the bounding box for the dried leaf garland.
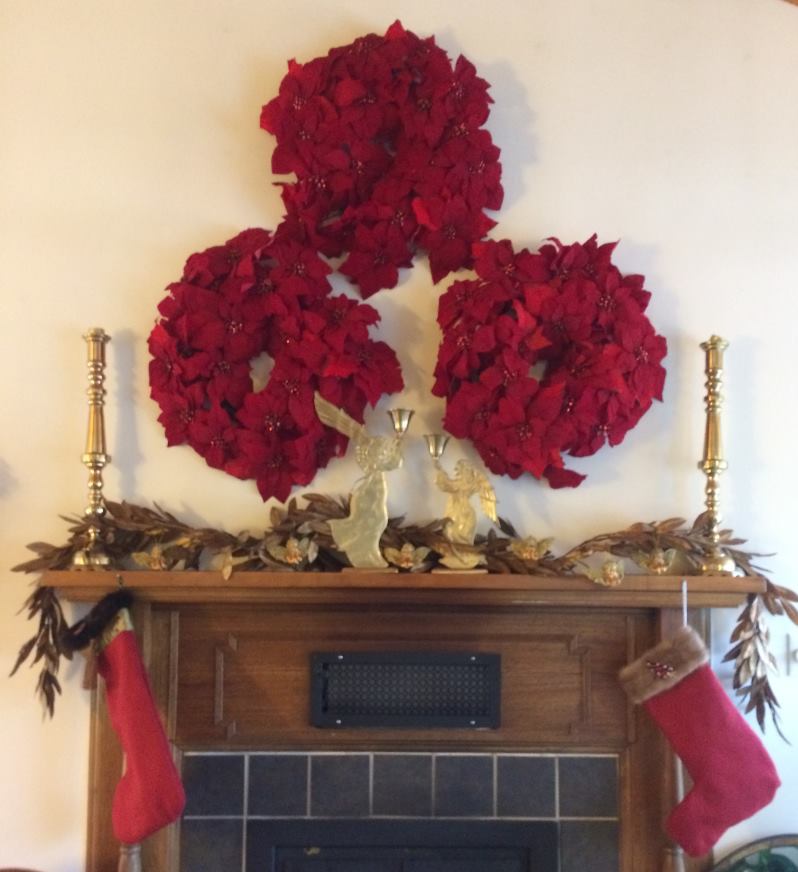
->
[10,497,798,733]
[9,586,68,717]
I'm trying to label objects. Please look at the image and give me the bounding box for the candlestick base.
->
[432,567,488,574]
[73,544,111,567]
[339,566,399,574]
[700,550,736,576]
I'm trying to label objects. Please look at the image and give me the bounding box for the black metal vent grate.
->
[311,652,501,729]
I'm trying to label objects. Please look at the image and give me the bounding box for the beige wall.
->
[2,0,797,868]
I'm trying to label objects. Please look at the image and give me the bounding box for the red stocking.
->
[620,626,780,857]
[98,609,185,844]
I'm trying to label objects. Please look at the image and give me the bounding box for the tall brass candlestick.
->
[698,335,735,575]
[73,327,111,567]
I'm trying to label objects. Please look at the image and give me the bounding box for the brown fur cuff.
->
[619,625,709,704]
[98,607,133,651]
[60,589,134,653]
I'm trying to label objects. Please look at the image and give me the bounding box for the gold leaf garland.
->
[11,497,798,735]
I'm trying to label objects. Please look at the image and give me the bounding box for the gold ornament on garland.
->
[509,535,554,563]
[634,547,676,575]
[585,558,625,588]
[384,543,433,572]
[264,535,318,568]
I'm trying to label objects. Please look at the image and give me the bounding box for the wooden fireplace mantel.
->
[46,569,765,607]
[50,570,762,872]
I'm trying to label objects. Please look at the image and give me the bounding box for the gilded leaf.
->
[9,636,37,677]
[774,584,798,603]
[497,516,519,538]
[782,600,798,625]
[655,517,686,533]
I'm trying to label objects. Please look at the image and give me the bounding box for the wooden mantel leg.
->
[661,749,686,872]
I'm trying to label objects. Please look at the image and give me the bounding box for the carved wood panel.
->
[175,605,644,749]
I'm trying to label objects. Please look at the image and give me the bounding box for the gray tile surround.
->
[180,752,619,872]
[182,754,245,817]
[497,755,556,818]
[248,753,307,817]
[559,755,618,818]
[310,753,371,817]
[373,754,432,817]
[434,754,494,817]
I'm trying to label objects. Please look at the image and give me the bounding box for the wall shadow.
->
[112,329,143,499]
[0,458,18,500]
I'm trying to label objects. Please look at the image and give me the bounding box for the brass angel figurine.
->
[433,458,498,570]
[314,393,404,568]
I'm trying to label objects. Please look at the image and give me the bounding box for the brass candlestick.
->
[698,335,736,575]
[73,327,111,567]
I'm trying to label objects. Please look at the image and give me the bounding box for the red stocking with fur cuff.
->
[98,609,185,844]
[619,626,780,857]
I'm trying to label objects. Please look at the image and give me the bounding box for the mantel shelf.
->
[44,569,764,609]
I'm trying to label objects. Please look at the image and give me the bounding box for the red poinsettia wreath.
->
[148,227,403,501]
[433,236,667,487]
[261,20,503,297]
[149,24,668,501]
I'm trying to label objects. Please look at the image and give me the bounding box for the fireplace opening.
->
[248,819,558,872]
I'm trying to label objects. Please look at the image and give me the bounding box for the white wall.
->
[1,0,797,868]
